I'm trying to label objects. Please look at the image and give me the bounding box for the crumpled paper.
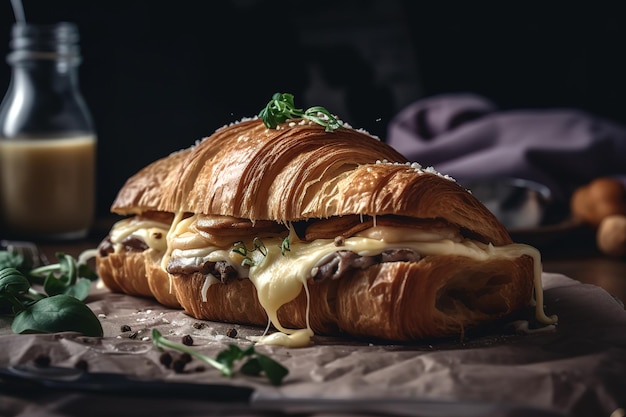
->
[1,273,625,417]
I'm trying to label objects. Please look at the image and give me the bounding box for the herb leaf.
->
[11,294,103,337]
[0,267,31,313]
[30,252,94,300]
[239,357,263,376]
[152,329,231,376]
[280,237,291,256]
[255,353,289,386]
[0,267,30,296]
[259,92,343,131]
[0,250,102,336]
[231,239,269,268]
[0,251,28,273]
[152,329,288,385]
[237,351,289,386]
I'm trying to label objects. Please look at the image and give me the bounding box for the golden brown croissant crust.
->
[111,118,511,246]
[111,148,191,216]
[96,212,179,308]
[170,254,534,341]
[97,248,180,308]
[98,117,537,341]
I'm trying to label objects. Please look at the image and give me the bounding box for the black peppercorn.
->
[33,354,51,368]
[226,328,238,338]
[172,359,187,373]
[182,334,193,346]
[159,352,173,368]
[179,352,192,364]
[74,359,89,371]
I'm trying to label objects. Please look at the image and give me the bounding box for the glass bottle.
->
[0,22,96,240]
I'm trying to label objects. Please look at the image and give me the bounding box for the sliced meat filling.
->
[167,259,238,283]
[98,235,149,257]
[311,248,421,282]
[167,248,420,284]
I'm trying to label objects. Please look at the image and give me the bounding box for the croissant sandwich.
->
[97,94,557,346]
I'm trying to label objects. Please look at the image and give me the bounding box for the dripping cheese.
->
[163,214,557,347]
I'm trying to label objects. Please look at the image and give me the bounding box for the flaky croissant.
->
[97,117,555,345]
[96,149,187,308]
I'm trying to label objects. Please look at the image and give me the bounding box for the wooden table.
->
[543,253,626,306]
[536,226,626,306]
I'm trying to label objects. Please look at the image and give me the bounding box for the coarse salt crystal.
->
[374,160,456,183]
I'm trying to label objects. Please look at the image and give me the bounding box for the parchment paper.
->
[1,273,625,417]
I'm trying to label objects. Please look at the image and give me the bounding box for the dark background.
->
[1,0,625,218]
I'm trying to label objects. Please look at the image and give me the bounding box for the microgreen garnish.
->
[281,237,291,256]
[253,237,267,256]
[259,92,343,131]
[151,329,289,386]
[232,238,267,267]
[0,250,102,337]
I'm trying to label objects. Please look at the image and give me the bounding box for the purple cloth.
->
[386,93,626,203]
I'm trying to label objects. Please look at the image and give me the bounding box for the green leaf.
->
[256,353,289,386]
[44,275,91,300]
[258,92,343,131]
[11,294,103,337]
[215,344,288,385]
[57,252,78,286]
[151,330,288,384]
[0,268,31,313]
[281,237,291,256]
[30,252,93,300]
[78,263,99,281]
[0,251,27,272]
[216,344,252,368]
[152,329,231,376]
[31,252,77,287]
[43,272,66,296]
[215,344,240,368]
[0,268,30,296]
[240,357,263,377]
[1,251,100,335]
[64,278,92,301]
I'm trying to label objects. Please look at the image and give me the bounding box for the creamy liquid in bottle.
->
[0,22,97,239]
[0,134,96,238]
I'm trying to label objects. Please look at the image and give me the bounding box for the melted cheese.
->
[250,328,314,348]
[161,211,185,272]
[109,217,170,252]
[200,274,220,303]
[166,217,557,348]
